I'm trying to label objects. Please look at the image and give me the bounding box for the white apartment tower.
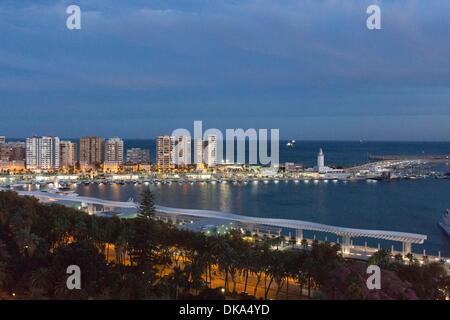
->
[105,137,124,165]
[205,135,218,167]
[175,135,191,166]
[156,135,175,170]
[60,141,78,168]
[26,136,60,171]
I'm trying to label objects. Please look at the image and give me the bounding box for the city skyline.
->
[1,1,449,140]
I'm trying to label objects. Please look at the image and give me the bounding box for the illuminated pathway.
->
[8,189,430,257]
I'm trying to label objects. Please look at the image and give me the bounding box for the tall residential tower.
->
[156,136,175,171]
[79,136,104,167]
[60,141,78,168]
[205,135,218,167]
[105,137,124,165]
[26,136,60,171]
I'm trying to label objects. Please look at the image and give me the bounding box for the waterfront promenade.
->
[8,189,448,267]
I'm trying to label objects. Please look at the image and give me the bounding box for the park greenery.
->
[0,190,449,300]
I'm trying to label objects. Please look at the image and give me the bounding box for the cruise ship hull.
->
[438,222,450,238]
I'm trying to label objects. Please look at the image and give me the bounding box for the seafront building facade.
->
[26,136,60,171]
[0,141,26,162]
[194,138,204,166]
[156,135,175,171]
[60,141,77,168]
[79,136,104,169]
[103,137,124,172]
[0,138,26,172]
[105,137,124,165]
[205,135,218,167]
[0,134,364,180]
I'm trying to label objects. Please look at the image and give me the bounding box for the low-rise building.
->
[102,162,122,173]
[0,142,26,161]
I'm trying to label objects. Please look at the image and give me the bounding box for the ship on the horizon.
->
[438,209,450,238]
[286,140,296,147]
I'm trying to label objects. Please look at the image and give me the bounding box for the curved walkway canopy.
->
[10,190,427,244]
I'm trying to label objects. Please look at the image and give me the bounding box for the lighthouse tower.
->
[317,148,325,172]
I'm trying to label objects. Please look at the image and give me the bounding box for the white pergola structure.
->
[14,190,427,256]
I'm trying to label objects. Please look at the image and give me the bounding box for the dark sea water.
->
[76,140,450,256]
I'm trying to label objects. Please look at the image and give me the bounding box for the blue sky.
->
[0,0,449,140]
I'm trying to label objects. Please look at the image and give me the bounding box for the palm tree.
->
[406,252,414,265]
[168,266,189,300]
[368,249,392,269]
[30,268,52,297]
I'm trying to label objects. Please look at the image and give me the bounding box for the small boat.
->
[438,209,450,238]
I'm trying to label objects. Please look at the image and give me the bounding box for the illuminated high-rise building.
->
[105,137,124,165]
[79,136,104,166]
[205,135,217,167]
[26,136,60,171]
[194,138,204,165]
[60,141,77,168]
[156,136,175,170]
[0,136,5,144]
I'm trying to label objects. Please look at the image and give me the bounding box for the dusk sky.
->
[1,0,449,140]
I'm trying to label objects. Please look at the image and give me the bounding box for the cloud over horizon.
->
[0,0,449,140]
